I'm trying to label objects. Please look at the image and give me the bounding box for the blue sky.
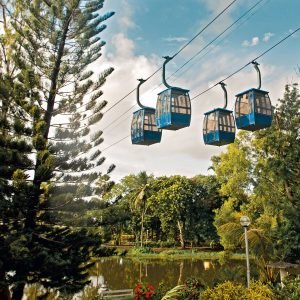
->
[96,0,300,181]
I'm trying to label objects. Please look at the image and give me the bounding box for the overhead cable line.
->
[191,26,300,101]
[101,0,266,132]
[171,0,270,84]
[101,0,239,115]
[102,104,136,133]
[101,135,129,153]
[166,0,266,83]
[100,27,300,152]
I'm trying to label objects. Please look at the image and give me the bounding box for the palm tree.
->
[126,172,154,247]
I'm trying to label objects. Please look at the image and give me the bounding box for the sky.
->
[94,0,300,181]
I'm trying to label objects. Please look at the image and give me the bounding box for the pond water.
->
[89,257,255,291]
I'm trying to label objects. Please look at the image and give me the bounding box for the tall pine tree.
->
[0,0,115,299]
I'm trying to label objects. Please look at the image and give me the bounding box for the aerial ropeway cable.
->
[102,27,300,152]
[100,0,266,133]
[102,0,239,116]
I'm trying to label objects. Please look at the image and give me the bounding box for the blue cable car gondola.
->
[155,56,191,130]
[203,82,235,146]
[131,79,162,145]
[235,61,273,131]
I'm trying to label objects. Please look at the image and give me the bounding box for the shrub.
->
[159,240,176,248]
[273,276,300,300]
[145,241,160,248]
[200,281,275,300]
[131,247,154,255]
[133,281,168,300]
[247,281,275,300]
[134,282,155,299]
[116,248,128,256]
[162,278,205,300]
[200,281,245,300]
[94,246,117,257]
[159,249,183,256]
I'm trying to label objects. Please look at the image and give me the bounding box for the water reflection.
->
[203,261,210,271]
[89,258,254,290]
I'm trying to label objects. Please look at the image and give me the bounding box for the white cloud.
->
[242,36,259,47]
[289,28,299,38]
[116,0,136,32]
[111,33,135,58]
[95,0,295,182]
[263,32,274,42]
[252,37,259,45]
[163,37,188,43]
[195,0,252,34]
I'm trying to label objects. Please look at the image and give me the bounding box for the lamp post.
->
[240,216,251,288]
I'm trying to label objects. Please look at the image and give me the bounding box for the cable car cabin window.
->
[163,90,171,114]
[171,90,191,114]
[131,111,143,136]
[135,111,143,137]
[206,112,217,133]
[219,111,235,133]
[236,92,252,117]
[131,114,137,136]
[156,94,162,118]
[254,92,272,116]
[144,111,159,132]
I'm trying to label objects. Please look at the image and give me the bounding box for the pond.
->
[89,257,256,291]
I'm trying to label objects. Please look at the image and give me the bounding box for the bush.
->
[200,281,245,300]
[162,278,205,300]
[133,281,167,300]
[273,276,300,300]
[144,241,160,248]
[247,281,276,300]
[159,249,183,256]
[134,282,155,299]
[131,247,154,255]
[200,281,275,300]
[159,240,176,248]
[94,246,117,257]
[116,248,128,256]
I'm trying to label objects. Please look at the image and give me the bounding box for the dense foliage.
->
[0,0,299,296]
[212,84,300,263]
[0,0,114,299]
[200,281,275,300]
[274,276,300,300]
[99,172,224,248]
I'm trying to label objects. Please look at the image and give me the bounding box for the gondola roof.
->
[157,86,190,95]
[235,87,269,97]
[204,107,233,115]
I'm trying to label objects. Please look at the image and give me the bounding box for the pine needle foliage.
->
[0,0,115,298]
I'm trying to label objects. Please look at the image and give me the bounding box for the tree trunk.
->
[12,282,25,300]
[140,213,144,247]
[177,261,184,285]
[0,286,11,300]
[177,220,185,249]
[284,181,294,201]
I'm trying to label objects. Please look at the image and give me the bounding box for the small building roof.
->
[267,262,300,269]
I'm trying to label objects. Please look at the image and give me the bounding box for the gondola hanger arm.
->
[136,78,147,109]
[219,82,228,109]
[162,56,174,89]
[251,61,261,90]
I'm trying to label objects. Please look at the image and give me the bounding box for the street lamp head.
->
[240,215,251,227]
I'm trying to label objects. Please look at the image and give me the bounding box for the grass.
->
[109,246,249,260]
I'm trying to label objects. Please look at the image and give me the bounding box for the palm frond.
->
[161,285,185,300]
